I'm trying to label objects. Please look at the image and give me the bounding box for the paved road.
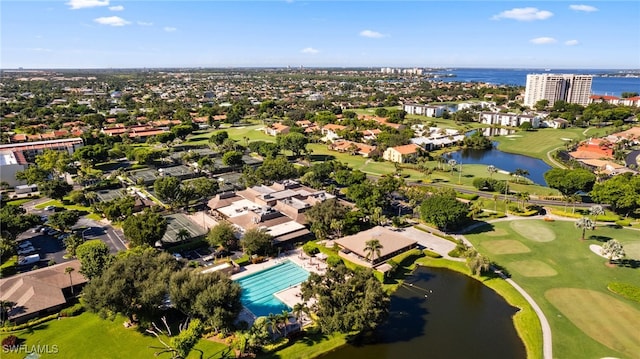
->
[75,217,127,253]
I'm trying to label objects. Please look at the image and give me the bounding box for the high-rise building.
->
[524,74,592,107]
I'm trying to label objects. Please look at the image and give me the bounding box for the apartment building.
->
[524,74,592,107]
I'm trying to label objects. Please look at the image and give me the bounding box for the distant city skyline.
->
[2,1,639,69]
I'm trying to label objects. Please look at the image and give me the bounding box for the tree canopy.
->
[591,172,640,217]
[419,189,470,231]
[39,179,72,200]
[48,210,80,232]
[300,264,389,334]
[169,269,242,332]
[544,168,596,196]
[83,248,180,323]
[305,198,350,239]
[123,211,168,247]
[240,228,273,256]
[206,221,238,250]
[76,240,113,280]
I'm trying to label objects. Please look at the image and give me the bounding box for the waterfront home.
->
[383,143,423,163]
[479,112,541,128]
[403,103,447,117]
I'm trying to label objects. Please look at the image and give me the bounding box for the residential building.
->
[403,103,446,117]
[590,95,640,107]
[0,261,86,324]
[321,124,347,142]
[208,180,337,246]
[382,143,422,163]
[479,112,541,128]
[334,226,417,267]
[524,74,593,107]
[328,140,377,157]
[264,123,290,136]
[0,150,28,187]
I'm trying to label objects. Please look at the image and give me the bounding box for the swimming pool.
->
[236,260,310,318]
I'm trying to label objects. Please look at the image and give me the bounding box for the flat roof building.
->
[524,74,592,107]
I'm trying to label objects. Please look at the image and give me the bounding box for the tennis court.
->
[158,165,199,180]
[127,168,160,184]
[161,213,208,244]
[95,188,128,202]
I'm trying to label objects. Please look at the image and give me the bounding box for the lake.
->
[321,266,525,359]
[447,145,552,185]
[439,68,640,96]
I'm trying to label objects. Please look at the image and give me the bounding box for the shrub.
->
[0,314,59,332]
[2,335,18,349]
[615,219,631,227]
[59,303,85,317]
[326,255,343,267]
[234,255,250,267]
[456,192,478,201]
[424,249,442,258]
[302,242,319,256]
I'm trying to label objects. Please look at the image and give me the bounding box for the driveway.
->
[395,227,459,260]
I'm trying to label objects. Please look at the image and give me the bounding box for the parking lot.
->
[16,230,70,270]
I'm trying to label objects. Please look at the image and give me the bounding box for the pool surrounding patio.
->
[236,260,310,317]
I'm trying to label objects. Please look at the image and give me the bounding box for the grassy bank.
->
[415,257,543,359]
[0,312,229,359]
[465,219,640,358]
[492,127,587,165]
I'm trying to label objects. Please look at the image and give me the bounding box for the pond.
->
[447,145,551,185]
[321,266,526,359]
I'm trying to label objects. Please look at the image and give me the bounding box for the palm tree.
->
[85,191,98,206]
[492,194,499,212]
[516,192,530,210]
[176,229,191,243]
[278,310,290,337]
[329,219,344,238]
[600,239,625,264]
[267,313,281,338]
[292,303,306,327]
[515,168,530,183]
[447,159,457,173]
[575,217,595,240]
[570,194,581,214]
[590,204,605,224]
[65,266,75,296]
[364,239,383,264]
[487,165,497,178]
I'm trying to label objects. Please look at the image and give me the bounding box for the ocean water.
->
[438,68,640,96]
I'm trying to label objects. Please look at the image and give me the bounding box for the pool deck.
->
[232,248,326,324]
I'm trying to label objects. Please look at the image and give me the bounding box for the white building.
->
[524,74,592,107]
[403,103,446,117]
[0,151,28,187]
[480,112,541,128]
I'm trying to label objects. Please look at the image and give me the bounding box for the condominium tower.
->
[524,74,593,107]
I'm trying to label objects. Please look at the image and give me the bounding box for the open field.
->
[465,219,640,358]
[493,127,588,164]
[35,199,102,221]
[0,312,230,359]
[184,124,274,146]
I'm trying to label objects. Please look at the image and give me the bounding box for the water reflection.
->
[320,267,525,359]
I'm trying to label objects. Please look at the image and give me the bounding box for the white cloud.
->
[164,27,177,32]
[30,48,53,52]
[109,5,124,11]
[67,0,109,10]
[137,21,153,26]
[301,47,319,54]
[565,39,580,46]
[492,7,553,21]
[569,4,598,12]
[359,30,385,38]
[94,16,130,27]
[530,37,557,45]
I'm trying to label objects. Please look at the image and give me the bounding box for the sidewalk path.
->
[458,217,553,359]
[505,277,553,359]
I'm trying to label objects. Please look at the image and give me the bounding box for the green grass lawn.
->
[493,127,588,164]
[3,196,40,207]
[0,312,230,359]
[184,123,275,146]
[34,199,102,221]
[464,219,640,358]
[261,331,348,359]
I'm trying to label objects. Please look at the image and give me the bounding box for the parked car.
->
[172,253,183,260]
[46,228,59,236]
[18,254,40,266]
[18,240,33,249]
[44,205,56,211]
[17,246,36,255]
[39,226,49,233]
[32,225,43,233]
[57,233,70,240]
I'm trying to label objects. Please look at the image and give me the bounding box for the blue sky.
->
[2,1,639,69]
